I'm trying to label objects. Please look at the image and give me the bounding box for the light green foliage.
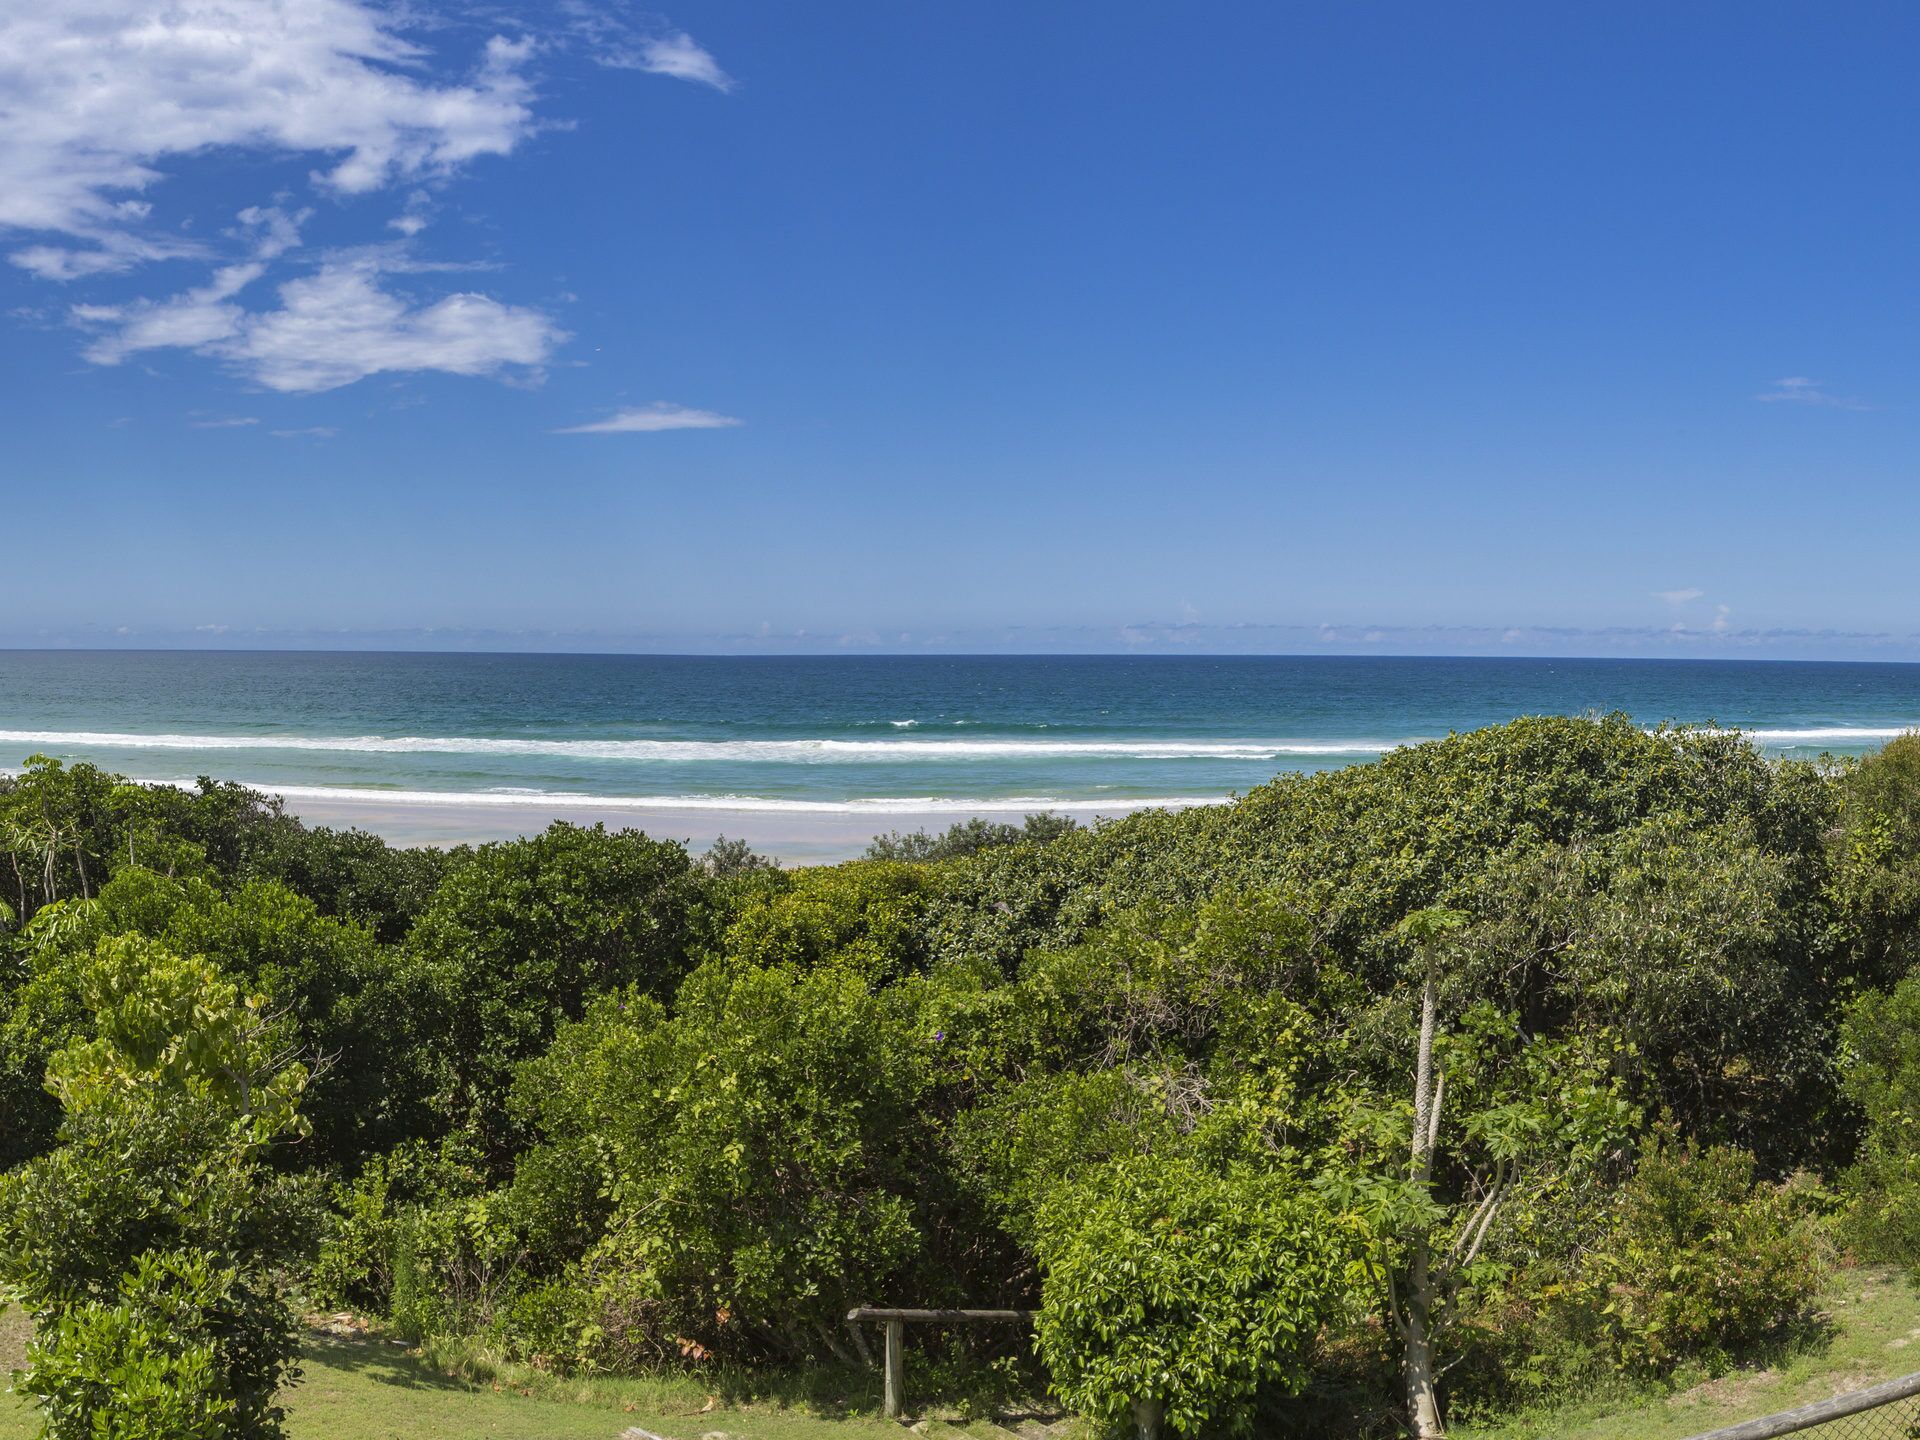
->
[1830,733,1920,990]
[17,1252,239,1440]
[0,936,312,1437]
[0,868,424,1167]
[722,860,936,979]
[510,958,941,1363]
[1033,1155,1352,1438]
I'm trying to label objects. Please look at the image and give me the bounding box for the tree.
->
[0,936,313,1438]
[509,957,940,1364]
[1033,1155,1350,1440]
[1324,908,1633,1439]
[401,823,705,1159]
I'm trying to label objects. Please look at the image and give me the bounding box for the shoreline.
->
[267,789,1218,863]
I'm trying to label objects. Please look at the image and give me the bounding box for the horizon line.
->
[1,646,1918,668]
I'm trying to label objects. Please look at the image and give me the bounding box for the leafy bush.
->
[401,823,707,1158]
[1570,1137,1830,1373]
[510,958,945,1361]
[1033,1155,1352,1439]
[866,812,1081,863]
[722,860,937,979]
[0,937,314,1438]
[1839,975,1920,1262]
[17,1251,238,1440]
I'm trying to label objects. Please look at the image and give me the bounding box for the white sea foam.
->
[1739,726,1920,744]
[0,729,1400,762]
[247,784,1228,815]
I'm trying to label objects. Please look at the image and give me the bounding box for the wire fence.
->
[1684,1373,1920,1440]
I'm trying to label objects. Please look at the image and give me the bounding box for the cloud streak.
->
[625,32,735,91]
[553,402,743,434]
[1756,376,1871,410]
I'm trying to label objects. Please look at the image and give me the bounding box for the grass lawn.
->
[0,1306,1057,1439]
[1455,1266,1920,1440]
[5,1270,1920,1439]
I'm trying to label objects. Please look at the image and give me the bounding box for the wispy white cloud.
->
[553,402,742,434]
[188,415,259,429]
[78,254,565,393]
[272,426,339,439]
[559,4,734,91]
[624,32,734,91]
[0,2,541,278]
[3,1,728,399]
[1756,376,1872,410]
[1655,587,1704,604]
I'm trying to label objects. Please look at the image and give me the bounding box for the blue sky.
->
[4,2,1919,657]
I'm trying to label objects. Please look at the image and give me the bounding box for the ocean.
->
[2,651,1918,852]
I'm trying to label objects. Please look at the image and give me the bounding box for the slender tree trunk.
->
[1403,955,1446,1438]
[1403,1238,1445,1439]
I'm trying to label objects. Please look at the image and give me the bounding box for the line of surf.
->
[0,729,1401,762]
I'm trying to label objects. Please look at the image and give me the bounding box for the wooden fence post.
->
[884,1319,905,1419]
[845,1306,1035,1424]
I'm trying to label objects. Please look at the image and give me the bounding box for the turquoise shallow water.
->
[2,651,1919,817]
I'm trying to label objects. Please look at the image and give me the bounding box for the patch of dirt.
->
[1666,1369,1779,1413]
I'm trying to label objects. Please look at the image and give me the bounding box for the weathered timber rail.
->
[1681,1371,1920,1440]
[845,1306,1036,1419]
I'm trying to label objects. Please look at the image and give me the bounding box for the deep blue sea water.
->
[3,651,1920,817]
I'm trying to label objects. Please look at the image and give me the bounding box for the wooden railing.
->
[1681,1371,1920,1440]
[845,1306,1035,1418]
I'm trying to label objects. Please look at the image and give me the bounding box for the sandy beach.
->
[266,789,1206,864]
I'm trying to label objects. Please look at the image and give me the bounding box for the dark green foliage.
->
[1840,974,1920,1261]
[1569,1137,1831,1373]
[865,812,1081,863]
[925,716,1828,977]
[5,715,1909,1435]
[700,834,781,877]
[400,823,707,1159]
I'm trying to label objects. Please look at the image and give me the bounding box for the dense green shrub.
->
[1571,1137,1830,1373]
[1839,974,1920,1262]
[0,937,314,1438]
[1033,1155,1353,1439]
[401,823,707,1158]
[510,957,948,1362]
[17,1251,238,1440]
[0,717,1886,1435]
[866,812,1081,863]
[721,859,937,979]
